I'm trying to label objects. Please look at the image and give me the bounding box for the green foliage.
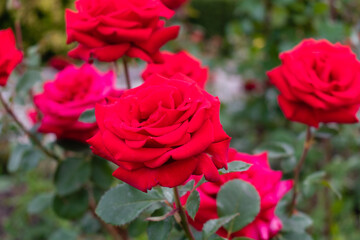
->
[53,188,89,220]
[217,179,261,233]
[147,209,173,240]
[54,157,91,196]
[95,184,163,226]
[79,108,96,123]
[186,190,200,220]
[202,214,239,240]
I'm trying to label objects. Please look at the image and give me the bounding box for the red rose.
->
[0,28,23,86]
[267,39,360,127]
[88,74,231,192]
[142,51,209,88]
[66,0,180,63]
[181,149,293,240]
[161,0,188,10]
[48,56,74,71]
[34,64,121,142]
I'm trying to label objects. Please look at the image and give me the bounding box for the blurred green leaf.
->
[54,157,91,196]
[16,69,42,95]
[27,192,54,214]
[79,108,96,123]
[49,229,77,240]
[53,189,89,220]
[90,156,113,189]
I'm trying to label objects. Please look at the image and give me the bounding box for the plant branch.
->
[0,92,61,162]
[289,126,313,214]
[122,58,131,89]
[173,187,195,240]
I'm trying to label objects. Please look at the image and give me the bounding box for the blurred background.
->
[2,0,360,239]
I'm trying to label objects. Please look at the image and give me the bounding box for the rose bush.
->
[181,149,293,240]
[0,28,23,87]
[88,73,231,192]
[34,64,120,142]
[142,51,209,88]
[66,0,180,62]
[267,39,360,127]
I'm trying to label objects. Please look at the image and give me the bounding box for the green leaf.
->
[7,144,28,173]
[80,213,101,234]
[128,218,148,238]
[160,187,174,203]
[7,144,42,173]
[147,209,173,240]
[25,45,41,68]
[95,184,163,226]
[79,108,96,123]
[27,192,54,214]
[217,180,260,233]
[280,212,313,233]
[186,190,200,220]
[49,229,77,240]
[91,156,113,189]
[53,189,89,219]
[55,157,91,196]
[202,214,239,240]
[16,69,42,94]
[180,179,195,196]
[219,161,252,174]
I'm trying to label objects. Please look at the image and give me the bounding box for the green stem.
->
[288,126,313,215]
[0,92,61,162]
[173,187,195,240]
[122,58,131,89]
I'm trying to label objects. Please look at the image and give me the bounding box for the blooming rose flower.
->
[161,0,188,10]
[267,39,360,127]
[34,64,121,142]
[142,51,209,88]
[66,0,180,63]
[88,73,231,192]
[181,149,293,240]
[0,28,23,86]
